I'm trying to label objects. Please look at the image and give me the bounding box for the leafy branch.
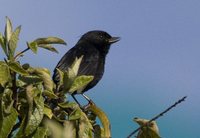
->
[127,96,187,138]
[0,17,111,138]
[14,37,66,60]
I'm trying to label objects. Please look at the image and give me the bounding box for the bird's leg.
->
[82,93,94,103]
[72,93,94,110]
[82,93,90,101]
[81,93,94,111]
[71,94,82,107]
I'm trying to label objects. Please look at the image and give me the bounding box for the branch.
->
[14,47,30,60]
[127,96,187,138]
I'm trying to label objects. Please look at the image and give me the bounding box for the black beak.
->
[108,37,120,44]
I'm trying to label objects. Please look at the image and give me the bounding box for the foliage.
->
[0,17,111,138]
[134,118,160,138]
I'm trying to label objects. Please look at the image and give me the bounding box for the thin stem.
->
[14,47,30,60]
[127,96,187,138]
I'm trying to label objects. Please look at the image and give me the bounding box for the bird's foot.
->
[72,93,95,111]
[82,99,95,110]
[81,93,95,110]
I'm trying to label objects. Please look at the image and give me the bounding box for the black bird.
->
[53,30,120,103]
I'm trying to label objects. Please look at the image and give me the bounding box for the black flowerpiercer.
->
[53,30,120,104]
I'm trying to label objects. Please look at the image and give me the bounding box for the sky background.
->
[0,1,200,138]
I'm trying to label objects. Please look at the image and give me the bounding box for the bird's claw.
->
[82,99,95,111]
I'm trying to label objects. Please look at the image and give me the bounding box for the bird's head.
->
[80,30,120,55]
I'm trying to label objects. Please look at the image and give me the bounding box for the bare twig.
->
[127,96,187,138]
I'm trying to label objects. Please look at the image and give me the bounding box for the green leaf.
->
[57,56,85,92]
[34,68,53,91]
[55,68,64,87]
[27,42,38,54]
[8,25,21,58]
[71,55,83,76]
[15,85,34,137]
[0,33,7,56]
[28,37,66,55]
[0,107,18,138]
[0,61,11,87]
[16,85,44,137]
[78,112,93,138]
[1,88,14,114]
[26,87,44,135]
[38,44,59,53]
[44,106,53,119]
[58,102,78,109]
[15,116,26,138]
[32,127,48,138]
[69,108,82,120]
[134,118,161,138]
[44,118,64,138]
[8,61,29,75]
[87,103,111,138]
[58,102,80,121]
[33,37,66,45]
[43,90,58,99]
[63,68,76,92]
[26,85,34,125]
[63,121,76,138]
[18,75,42,86]
[4,17,13,43]
[137,127,160,138]
[69,75,94,94]
[0,88,18,138]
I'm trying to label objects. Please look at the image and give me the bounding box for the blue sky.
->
[0,1,200,137]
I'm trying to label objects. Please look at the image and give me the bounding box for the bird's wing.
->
[78,52,100,76]
[53,46,80,83]
[77,52,103,92]
[53,44,101,84]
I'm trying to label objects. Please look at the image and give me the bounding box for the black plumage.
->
[53,30,120,102]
